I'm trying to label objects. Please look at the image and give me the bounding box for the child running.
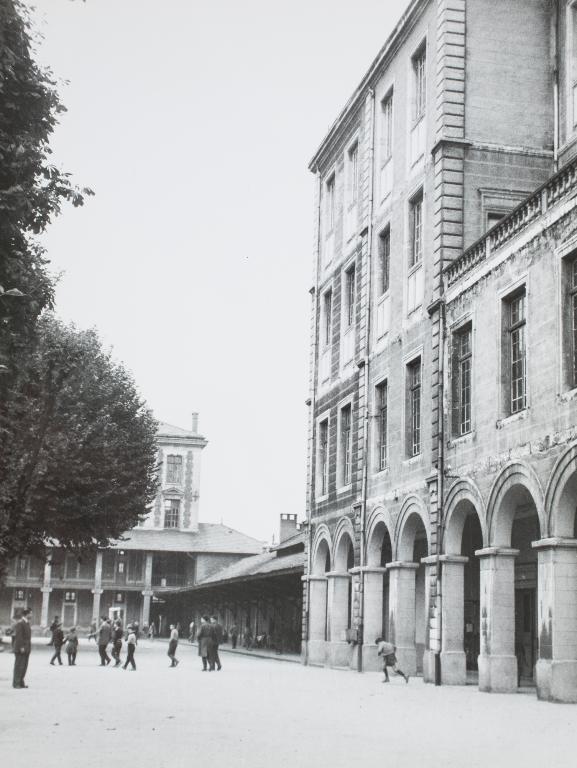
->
[375,637,409,684]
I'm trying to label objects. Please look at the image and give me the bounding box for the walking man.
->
[12,607,32,689]
[47,614,60,646]
[230,623,238,649]
[210,615,223,671]
[111,620,123,667]
[123,625,137,671]
[168,624,179,667]
[97,616,112,666]
[49,621,64,665]
[197,615,213,671]
[376,638,409,683]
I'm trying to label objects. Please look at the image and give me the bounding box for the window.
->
[504,289,527,414]
[563,257,577,389]
[413,46,427,123]
[326,174,335,233]
[15,589,25,601]
[347,142,359,207]
[378,228,390,297]
[345,265,356,328]
[340,404,352,486]
[376,381,388,471]
[164,499,180,529]
[322,290,332,347]
[407,359,422,457]
[452,324,472,436]
[318,419,329,496]
[381,93,393,161]
[570,2,577,128]
[409,192,423,269]
[64,591,76,602]
[166,455,183,484]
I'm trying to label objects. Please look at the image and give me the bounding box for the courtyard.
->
[0,640,576,768]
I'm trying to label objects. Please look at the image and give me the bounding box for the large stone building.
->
[302,0,577,703]
[0,416,263,634]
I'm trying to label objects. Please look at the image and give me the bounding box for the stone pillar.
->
[92,551,103,620]
[40,559,52,628]
[141,552,154,626]
[306,576,328,665]
[387,562,419,675]
[440,555,469,685]
[533,538,577,703]
[362,567,388,671]
[420,556,438,684]
[326,572,352,667]
[476,547,519,693]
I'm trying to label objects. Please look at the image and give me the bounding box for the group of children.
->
[49,623,78,666]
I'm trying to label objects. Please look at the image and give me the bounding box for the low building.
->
[165,514,305,653]
[0,416,264,634]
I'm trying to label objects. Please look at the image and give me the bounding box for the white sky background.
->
[29,0,407,542]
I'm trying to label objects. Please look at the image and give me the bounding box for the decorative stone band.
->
[474,547,520,558]
[385,561,419,571]
[349,566,388,575]
[324,571,352,580]
[91,588,104,595]
[420,554,469,565]
[532,537,577,551]
[301,575,328,582]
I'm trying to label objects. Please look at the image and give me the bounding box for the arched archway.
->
[442,481,486,685]
[389,498,429,676]
[327,521,355,668]
[307,530,332,666]
[363,509,394,669]
[479,464,544,694]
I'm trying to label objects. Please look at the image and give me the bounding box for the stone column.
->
[306,575,328,665]
[141,552,154,626]
[533,538,577,703]
[362,566,387,671]
[439,555,469,685]
[92,551,103,620]
[386,561,419,675]
[326,572,351,667]
[420,556,438,684]
[476,547,518,693]
[40,559,52,628]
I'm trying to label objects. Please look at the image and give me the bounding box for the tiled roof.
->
[272,530,304,552]
[157,421,196,437]
[110,523,264,554]
[197,549,305,586]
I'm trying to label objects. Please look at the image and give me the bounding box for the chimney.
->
[191,412,199,433]
[280,513,298,543]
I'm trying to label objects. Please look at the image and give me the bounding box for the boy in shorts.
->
[375,637,409,683]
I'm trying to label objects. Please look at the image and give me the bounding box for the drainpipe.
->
[435,297,446,686]
[553,0,560,171]
[357,88,377,673]
[304,170,322,666]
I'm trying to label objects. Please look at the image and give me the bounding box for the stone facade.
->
[303,0,577,702]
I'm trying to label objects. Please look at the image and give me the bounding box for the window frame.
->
[412,42,427,125]
[378,226,391,297]
[166,454,183,485]
[315,410,331,501]
[346,139,359,209]
[375,379,388,472]
[409,190,424,270]
[344,262,356,330]
[451,322,473,437]
[337,399,354,490]
[325,173,336,235]
[163,498,181,529]
[502,286,527,416]
[406,357,422,458]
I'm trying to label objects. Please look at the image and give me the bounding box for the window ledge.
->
[447,430,475,449]
[558,387,577,404]
[496,409,528,430]
[315,493,329,504]
[403,454,422,466]
[336,484,352,496]
[373,466,390,478]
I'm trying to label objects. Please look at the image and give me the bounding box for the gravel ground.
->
[0,640,576,768]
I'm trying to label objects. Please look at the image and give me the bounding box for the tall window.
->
[413,46,427,122]
[326,174,335,233]
[345,265,356,328]
[570,3,577,128]
[166,455,183,484]
[319,419,329,496]
[376,381,388,471]
[452,325,472,436]
[407,359,421,457]
[164,499,180,529]
[409,192,423,268]
[348,142,359,206]
[378,228,390,296]
[504,290,527,414]
[322,290,332,347]
[341,404,352,486]
[381,93,393,161]
[570,259,577,386]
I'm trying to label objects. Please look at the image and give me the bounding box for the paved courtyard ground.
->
[1,640,576,768]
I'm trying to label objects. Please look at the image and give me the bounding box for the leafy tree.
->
[0,315,158,561]
[0,0,92,375]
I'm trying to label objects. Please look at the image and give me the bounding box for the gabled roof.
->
[157,421,195,437]
[196,549,305,587]
[110,523,264,555]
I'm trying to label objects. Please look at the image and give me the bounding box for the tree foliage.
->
[0,315,159,560]
[0,0,92,372]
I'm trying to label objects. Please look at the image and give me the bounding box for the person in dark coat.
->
[50,622,64,665]
[123,625,137,671]
[47,615,60,646]
[111,621,123,667]
[65,627,79,666]
[97,617,112,666]
[197,615,214,671]
[210,616,223,671]
[12,607,32,689]
[230,623,238,649]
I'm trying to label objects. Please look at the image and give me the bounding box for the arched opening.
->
[462,513,483,675]
[332,531,354,635]
[380,530,393,640]
[396,508,428,675]
[307,537,331,665]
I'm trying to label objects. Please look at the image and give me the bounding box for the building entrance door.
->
[109,606,125,624]
[515,588,537,684]
[62,602,76,628]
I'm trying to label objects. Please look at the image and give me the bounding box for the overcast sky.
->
[30,0,407,541]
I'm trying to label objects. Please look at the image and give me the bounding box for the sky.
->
[29,0,408,542]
